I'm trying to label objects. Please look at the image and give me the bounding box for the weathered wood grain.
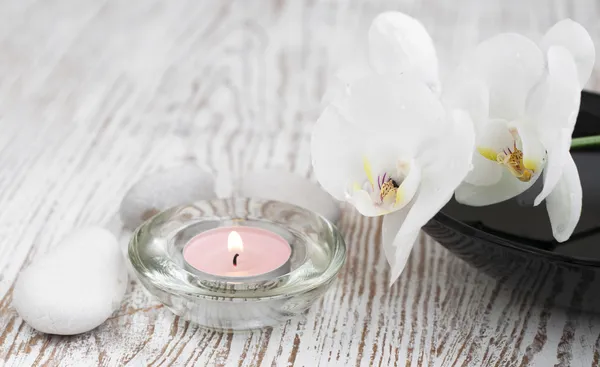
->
[1,0,600,366]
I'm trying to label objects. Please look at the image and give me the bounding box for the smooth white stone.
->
[238,168,341,223]
[12,227,127,335]
[120,165,216,230]
[214,171,235,198]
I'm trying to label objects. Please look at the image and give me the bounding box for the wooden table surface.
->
[1,1,600,366]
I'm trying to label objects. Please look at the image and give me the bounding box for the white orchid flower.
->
[322,11,440,105]
[312,71,474,282]
[445,19,595,242]
[314,12,474,283]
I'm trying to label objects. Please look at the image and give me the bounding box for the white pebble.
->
[12,227,127,335]
[238,168,341,223]
[120,165,216,230]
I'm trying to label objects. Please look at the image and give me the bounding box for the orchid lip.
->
[351,156,414,213]
[350,172,403,206]
[377,174,400,201]
[477,128,540,183]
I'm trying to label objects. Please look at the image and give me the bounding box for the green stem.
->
[570,135,600,149]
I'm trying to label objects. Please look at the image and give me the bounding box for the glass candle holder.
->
[128,198,346,331]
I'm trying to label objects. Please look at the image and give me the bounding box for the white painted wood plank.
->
[0,1,599,366]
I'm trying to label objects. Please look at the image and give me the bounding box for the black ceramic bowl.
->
[423,91,600,313]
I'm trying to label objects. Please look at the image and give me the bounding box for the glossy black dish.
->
[423,90,600,313]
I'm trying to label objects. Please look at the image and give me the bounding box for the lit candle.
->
[183,226,292,281]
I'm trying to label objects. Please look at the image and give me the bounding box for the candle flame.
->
[228,230,244,252]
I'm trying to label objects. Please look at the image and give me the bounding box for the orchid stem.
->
[571,135,600,149]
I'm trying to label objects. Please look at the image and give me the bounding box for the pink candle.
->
[183,226,292,280]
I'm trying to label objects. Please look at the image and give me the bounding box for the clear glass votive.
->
[128,197,346,331]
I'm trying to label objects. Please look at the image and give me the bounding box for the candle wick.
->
[233,253,239,266]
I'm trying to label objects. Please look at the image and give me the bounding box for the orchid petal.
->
[339,74,445,141]
[386,110,474,283]
[380,111,473,284]
[368,11,439,92]
[454,33,544,120]
[547,46,582,89]
[417,110,475,172]
[540,19,596,88]
[350,190,381,216]
[362,147,402,181]
[515,124,546,173]
[442,79,489,134]
[322,62,372,106]
[463,152,503,186]
[526,46,581,132]
[382,208,419,283]
[396,159,421,208]
[455,170,542,206]
[545,154,582,242]
[534,128,571,205]
[311,107,364,200]
[476,119,514,153]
